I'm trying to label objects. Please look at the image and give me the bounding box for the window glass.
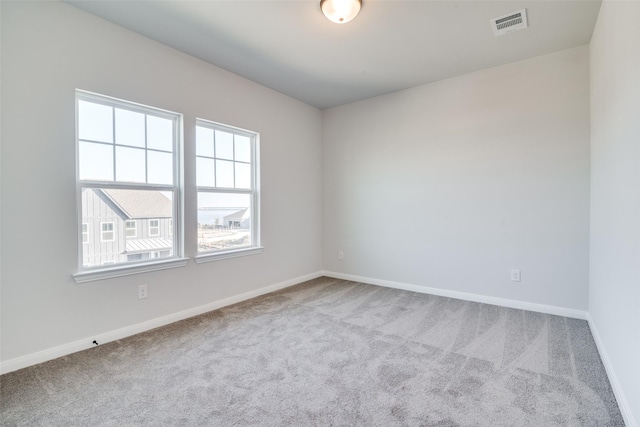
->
[82,223,89,243]
[196,157,215,187]
[215,160,234,188]
[125,220,137,238]
[147,116,173,151]
[115,108,145,148]
[235,162,251,189]
[78,97,174,186]
[235,135,251,163]
[147,151,173,185]
[196,127,214,157]
[197,193,251,252]
[149,219,160,236]
[215,130,234,160]
[81,189,174,267]
[101,222,114,242]
[79,141,113,181]
[78,100,112,143]
[115,146,146,183]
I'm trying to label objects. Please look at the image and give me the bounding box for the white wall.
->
[323,46,591,311]
[589,1,640,425]
[0,2,323,363]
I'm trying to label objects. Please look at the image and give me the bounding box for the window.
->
[125,220,137,238]
[82,223,89,243]
[101,222,114,242]
[149,219,160,237]
[75,90,183,280]
[127,253,143,262]
[195,120,260,260]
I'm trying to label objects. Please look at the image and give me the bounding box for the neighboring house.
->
[81,189,173,267]
[223,208,250,229]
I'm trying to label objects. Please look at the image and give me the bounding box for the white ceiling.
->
[66,0,601,109]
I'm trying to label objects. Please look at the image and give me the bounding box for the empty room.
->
[1,0,638,425]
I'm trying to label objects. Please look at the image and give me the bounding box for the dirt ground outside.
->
[197,228,251,251]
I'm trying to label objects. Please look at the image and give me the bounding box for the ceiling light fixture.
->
[320,0,362,24]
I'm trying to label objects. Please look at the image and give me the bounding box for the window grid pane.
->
[147,151,173,185]
[78,100,113,143]
[149,219,160,236]
[82,223,89,243]
[79,141,114,181]
[196,157,215,187]
[125,220,137,238]
[115,108,145,148]
[196,124,254,191]
[147,116,174,152]
[78,100,174,186]
[215,160,235,188]
[115,146,146,183]
[101,222,114,242]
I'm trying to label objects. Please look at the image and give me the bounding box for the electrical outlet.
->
[510,269,521,282]
[138,284,148,299]
[338,251,344,260]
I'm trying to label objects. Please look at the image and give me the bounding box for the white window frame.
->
[73,90,187,283]
[125,220,137,238]
[195,119,262,263]
[101,222,115,242]
[149,219,160,237]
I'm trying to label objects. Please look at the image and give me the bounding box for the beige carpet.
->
[0,277,624,426]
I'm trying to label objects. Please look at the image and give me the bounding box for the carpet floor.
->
[0,277,625,426]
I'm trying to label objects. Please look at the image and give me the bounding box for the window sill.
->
[73,257,189,283]
[194,247,263,264]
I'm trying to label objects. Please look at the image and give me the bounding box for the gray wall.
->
[589,1,640,424]
[1,1,323,362]
[323,46,591,311]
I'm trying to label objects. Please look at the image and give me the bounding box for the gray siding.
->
[81,189,172,267]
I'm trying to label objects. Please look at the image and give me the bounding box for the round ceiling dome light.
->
[320,0,362,24]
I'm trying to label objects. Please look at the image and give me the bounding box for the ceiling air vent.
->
[491,9,528,36]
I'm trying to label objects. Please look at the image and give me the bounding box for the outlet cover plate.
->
[138,284,148,299]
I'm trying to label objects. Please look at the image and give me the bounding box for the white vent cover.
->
[491,9,528,36]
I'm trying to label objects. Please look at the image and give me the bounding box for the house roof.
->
[101,189,172,219]
[126,238,172,254]
[224,208,249,221]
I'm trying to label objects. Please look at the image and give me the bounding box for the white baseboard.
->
[321,271,588,320]
[0,271,323,375]
[587,314,638,427]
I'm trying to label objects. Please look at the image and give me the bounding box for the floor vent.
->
[491,9,528,36]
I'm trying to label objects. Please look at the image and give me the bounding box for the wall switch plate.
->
[338,251,344,260]
[138,284,148,299]
[510,269,521,282]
